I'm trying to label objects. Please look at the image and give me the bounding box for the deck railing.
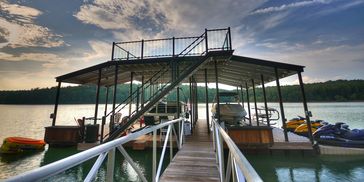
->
[7,118,186,182]
[212,119,263,182]
[111,28,232,60]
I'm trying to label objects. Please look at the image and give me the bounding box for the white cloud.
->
[251,0,331,15]
[83,40,110,62]
[75,0,266,39]
[0,1,65,48]
[0,1,42,23]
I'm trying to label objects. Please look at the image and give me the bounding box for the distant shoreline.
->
[0,79,363,104]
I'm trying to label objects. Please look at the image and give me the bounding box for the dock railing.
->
[212,119,263,182]
[112,28,232,60]
[7,118,186,182]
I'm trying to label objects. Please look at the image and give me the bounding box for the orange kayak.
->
[0,137,46,154]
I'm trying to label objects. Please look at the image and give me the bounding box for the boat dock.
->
[160,120,219,182]
[25,27,319,181]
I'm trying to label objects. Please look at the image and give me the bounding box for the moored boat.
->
[0,137,46,154]
[211,92,247,125]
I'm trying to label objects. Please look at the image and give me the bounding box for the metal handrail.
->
[212,119,262,182]
[8,118,186,182]
[112,28,231,60]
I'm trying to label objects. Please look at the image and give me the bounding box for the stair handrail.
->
[212,118,262,182]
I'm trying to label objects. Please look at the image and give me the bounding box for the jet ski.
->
[285,116,306,132]
[313,122,364,148]
[294,120,326,137]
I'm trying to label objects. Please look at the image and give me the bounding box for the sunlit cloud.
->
[0,1,65,48]
[251,0,331,15]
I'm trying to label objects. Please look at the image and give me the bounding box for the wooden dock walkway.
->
[160,120,220,182]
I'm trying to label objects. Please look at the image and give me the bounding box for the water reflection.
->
[247,153,364,182]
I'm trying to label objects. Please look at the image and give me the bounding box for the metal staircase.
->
[103,28,232,142]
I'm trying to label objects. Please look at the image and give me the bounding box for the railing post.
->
[205,28,208,53]
[153,129,157,182]
[106,148,115,182]
[170,125,173,161]
[111,42,115,60]
[141,39,144,59]
[225,152,232,182]
[172,37,175,57]
[228,27,232,50]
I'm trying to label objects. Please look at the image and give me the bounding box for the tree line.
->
[0,79,363,104]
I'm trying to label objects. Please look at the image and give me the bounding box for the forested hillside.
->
[0,80,363,104]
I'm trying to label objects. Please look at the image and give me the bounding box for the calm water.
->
[0,102,364,181]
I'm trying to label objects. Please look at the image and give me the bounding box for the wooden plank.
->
[160,120,219,182]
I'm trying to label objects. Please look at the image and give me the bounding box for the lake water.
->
[0,102,364,181]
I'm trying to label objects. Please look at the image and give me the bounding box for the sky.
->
[0,0,363,90]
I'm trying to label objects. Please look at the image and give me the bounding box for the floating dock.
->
[160,120,219,182]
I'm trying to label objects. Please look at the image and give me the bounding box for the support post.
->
[136,86,140,112]
[240,85,245,122]
[245,82,252,125]
[129,72,134,116]
[94,69,102,125]
[106,148,115,182]
[141,75,144,108]
[240,85,244,108]
[111,65,118,131]
[177,87,180,118]
[214,59,221,123]
[189,78,193,133]
[261,74,270,127]
[52,81,61,126]
[275,68,288,142]
[298,71,314,143]
[205,69,210,133]
[252,79,259,126]
[104,86,109,116]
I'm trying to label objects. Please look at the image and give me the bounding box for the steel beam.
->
[275,68,288,142]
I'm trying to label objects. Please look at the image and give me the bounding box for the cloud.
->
[0,1,42,23]
[251,0,331,15]
[82,40,111,62]
[0,1,65,48]
[75,0,265,39]
[75,0,167,31]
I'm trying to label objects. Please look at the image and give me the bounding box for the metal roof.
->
[56,52,304,88]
